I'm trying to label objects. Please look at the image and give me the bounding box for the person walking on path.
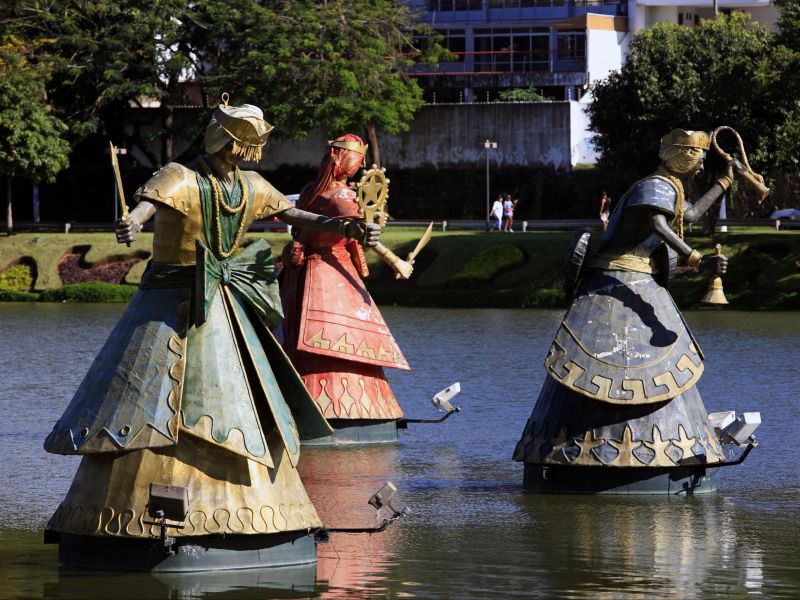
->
[599,190,612,231]
[503,194,515,232]
[489,194,503,231]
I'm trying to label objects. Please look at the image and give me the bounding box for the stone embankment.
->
[1,229,799,309]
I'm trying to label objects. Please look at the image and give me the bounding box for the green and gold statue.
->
[43,98,380,570]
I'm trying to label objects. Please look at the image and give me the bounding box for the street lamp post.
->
[484,139,497,230]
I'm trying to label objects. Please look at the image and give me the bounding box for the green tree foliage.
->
[772,0,800,172]
[285,0,448,166]
[183,0,446,166]
[7,0,444,168]
[0,35,70,233]
[775,0,800,50]
[588,14,793,187]
[497,87,549,102]
[6,0,190,166]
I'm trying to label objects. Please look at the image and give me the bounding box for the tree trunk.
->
[32,182,40,223]
[365,122,381,168]
[6,179,12,236]
[161,103,175,166]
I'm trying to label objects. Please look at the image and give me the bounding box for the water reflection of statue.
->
[515,495,764,596]
[514,129,734,493]
[42,102,380,569]
[299,445,398,595]
[280,135,409,443]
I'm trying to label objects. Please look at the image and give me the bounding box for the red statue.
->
[280,135,409,438]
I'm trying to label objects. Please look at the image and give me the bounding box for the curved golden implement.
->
[711,126,770,204]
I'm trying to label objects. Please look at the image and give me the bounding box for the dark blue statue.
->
[514,129,735,494]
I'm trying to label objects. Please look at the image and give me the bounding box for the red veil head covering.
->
[297,134,367,211]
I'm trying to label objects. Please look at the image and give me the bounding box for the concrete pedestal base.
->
[523,464,719,495]
[302,419,398,446]
[51,530,316,572]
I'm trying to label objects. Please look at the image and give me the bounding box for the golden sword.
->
[109,141,131,246]
[399,222,434,279]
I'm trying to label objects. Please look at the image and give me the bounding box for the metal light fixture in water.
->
[432,382,461,414]
[399,382,462,427]
[144,483,189,551]
[321,481,410,537]
[369,482,410,527]
[709,411,762,446]
[147,483,189,522]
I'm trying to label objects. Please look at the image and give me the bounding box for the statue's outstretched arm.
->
[278,206,380,247]
[651,212,727,275]
[115,200,157,244]
[683,162,734,224]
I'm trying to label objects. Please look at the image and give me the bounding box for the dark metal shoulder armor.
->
[624,176,678,217]
[562,228,591,299]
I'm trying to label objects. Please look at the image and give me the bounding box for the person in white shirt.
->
[489,194,503,231]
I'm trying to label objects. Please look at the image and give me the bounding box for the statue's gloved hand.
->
[713,159,735,191]
[700,252,728,275]
[730,157,748,176]
[345,220,381,247]
[723,159,735,182]
[115,216,141,244]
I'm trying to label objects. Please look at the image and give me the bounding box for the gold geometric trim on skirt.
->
[545,340,704,405]
[517,423,725,468]
[46,500,321,538]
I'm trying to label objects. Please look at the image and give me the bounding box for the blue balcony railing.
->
[421,0,626,22]
[410,50,586,75]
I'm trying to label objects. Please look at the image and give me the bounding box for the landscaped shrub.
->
[0,263,34,291]
[58,248,142,285]
[40,282,137,303]
[0,289,39,301]
[447,244,526,287]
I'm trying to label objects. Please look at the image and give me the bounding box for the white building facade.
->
[408,0,778,166]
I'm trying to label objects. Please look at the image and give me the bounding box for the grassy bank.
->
[1,229,799,309]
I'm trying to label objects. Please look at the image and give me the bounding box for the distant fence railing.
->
[410,50,585,76]
[423,1,626,22]
[10,218,791,236]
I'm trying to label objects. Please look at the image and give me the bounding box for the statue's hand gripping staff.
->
[355,165,418,280]
[109,141,132,247]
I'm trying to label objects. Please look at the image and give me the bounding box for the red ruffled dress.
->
[280,186,408,421]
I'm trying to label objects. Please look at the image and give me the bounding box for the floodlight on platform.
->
[723,412,762,446]
[144,483,188,550]
[369,481,410,524]
[432,382,461,414]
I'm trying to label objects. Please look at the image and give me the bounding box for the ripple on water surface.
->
[1,304,799,598]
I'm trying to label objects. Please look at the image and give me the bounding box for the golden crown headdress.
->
[660,129,710,150]
[213,93,274,162]
[329,139,369,156]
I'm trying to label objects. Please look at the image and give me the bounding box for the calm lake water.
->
[0,303,798,599]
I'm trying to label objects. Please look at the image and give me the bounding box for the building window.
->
[428,0,482,10]
[474,30,551,72]
[435,29,467,61]
[556,33,585,60]
[489,0,566,7]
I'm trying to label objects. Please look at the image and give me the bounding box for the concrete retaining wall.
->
[263,102,577,172]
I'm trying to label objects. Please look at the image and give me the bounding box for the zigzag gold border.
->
[46,500,321,538]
